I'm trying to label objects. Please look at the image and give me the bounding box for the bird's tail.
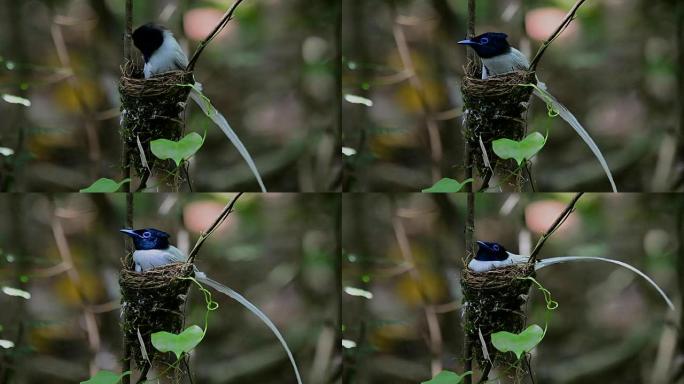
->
[530,86,617,192]
[195,273,303,384]
[535,256,674,310]
[188,85,267,192]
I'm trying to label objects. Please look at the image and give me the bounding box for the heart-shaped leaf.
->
[422,178,473,193]
[491,324,545,359]
[421,370,472,384]
[80,370,130,384]
[151,325,205,360]
[79,178,130,193]
[151,132,204,167]
[492,132,547,166]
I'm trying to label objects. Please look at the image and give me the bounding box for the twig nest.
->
[120,261,194,367]
[462,63,536,187]
[119,62,194,175]
[461,263,535,366]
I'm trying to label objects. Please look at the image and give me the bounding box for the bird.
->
[120,228,188,272]
[132,23,189,79]
[468,240,530,272]
[467,240,674,310]
[457,32,530,80]
[119,227,304,383]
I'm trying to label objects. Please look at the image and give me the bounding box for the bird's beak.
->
[476,240,487,249]
[119,229,138,238]
[458,39,476,46]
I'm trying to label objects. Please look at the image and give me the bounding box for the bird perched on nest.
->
[468,241,530,272]
[132,23,189,79]
[458,32,529,80]
[467,240,674,310]
[120,228,188,272]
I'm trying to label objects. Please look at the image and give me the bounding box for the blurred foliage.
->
[0,0,340,192]
[342,0,679,192]
[342,193,680,383]
[0,193,339,383]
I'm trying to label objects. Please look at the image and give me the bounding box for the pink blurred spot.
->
[183,8,236,41]
[525,8,579,42]
[183,200,237,235]
[525,200,579,235]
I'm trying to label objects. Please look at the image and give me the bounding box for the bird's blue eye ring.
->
[143,232,151,238]
[492,244,499,251]
[480,37,489,44]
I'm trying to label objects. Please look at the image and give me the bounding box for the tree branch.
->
[529,0,587,71]
[528,192,584,262]
[186,0,247,71]
[187,193,244,263]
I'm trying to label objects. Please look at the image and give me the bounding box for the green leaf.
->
[491,324,545,359]
[150,132,204,167]
[80,178,130,193]
[422,178,473,193]
[80,371,130,384]
[492,132,547,166]
[421,370,472,384]
[1,94,31,107]
[151,325,205,360]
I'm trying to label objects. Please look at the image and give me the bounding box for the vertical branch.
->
[528,192,583,263]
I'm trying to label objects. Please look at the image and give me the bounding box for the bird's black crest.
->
[132,23,165,62]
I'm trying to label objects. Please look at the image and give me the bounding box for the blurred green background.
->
[342,193,680,383]
[0,0,340,192]
[342,0,680,192]
[0,193,340,383]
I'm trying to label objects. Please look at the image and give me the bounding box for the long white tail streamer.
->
[535,256,674,310]
[196,274,302,384]
[530,86,617,192]
[188,86,267,192]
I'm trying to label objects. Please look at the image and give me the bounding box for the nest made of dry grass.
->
[461,263,535,366]
[461,63,537,185]
[120,261,194,367]
[119,62,195,176]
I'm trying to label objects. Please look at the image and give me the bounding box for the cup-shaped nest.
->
[462,64,537,187]
[120,261,194,367]
[119,62,195,175]
[461,263,535,366]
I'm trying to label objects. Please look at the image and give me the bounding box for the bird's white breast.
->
[144,31,189,79]
[481,48,530,78]
[467,252,530,272]
[133,246,188,272]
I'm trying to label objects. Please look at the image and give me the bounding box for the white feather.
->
[133,245,187,272]
[481,47,530,77]
[468,251,529,272]
[144,30,188,79]
[535,256,674,310]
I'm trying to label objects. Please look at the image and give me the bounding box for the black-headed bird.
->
[132,23,189,79]
[458,32,530,80]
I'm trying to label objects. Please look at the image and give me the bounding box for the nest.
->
[120,261,194,367]
[461,263,535,367]
[462,63,537,187]
[119,62,195,176]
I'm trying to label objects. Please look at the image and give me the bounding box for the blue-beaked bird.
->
[468,240,674,310]
[132,23,189,79]
[119,227,304,383]
[457,32,530,80]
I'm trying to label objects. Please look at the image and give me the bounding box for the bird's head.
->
[120,228,170,250]
[458,32,511,58]
[132,23,166,62]
[475,241,509,261]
